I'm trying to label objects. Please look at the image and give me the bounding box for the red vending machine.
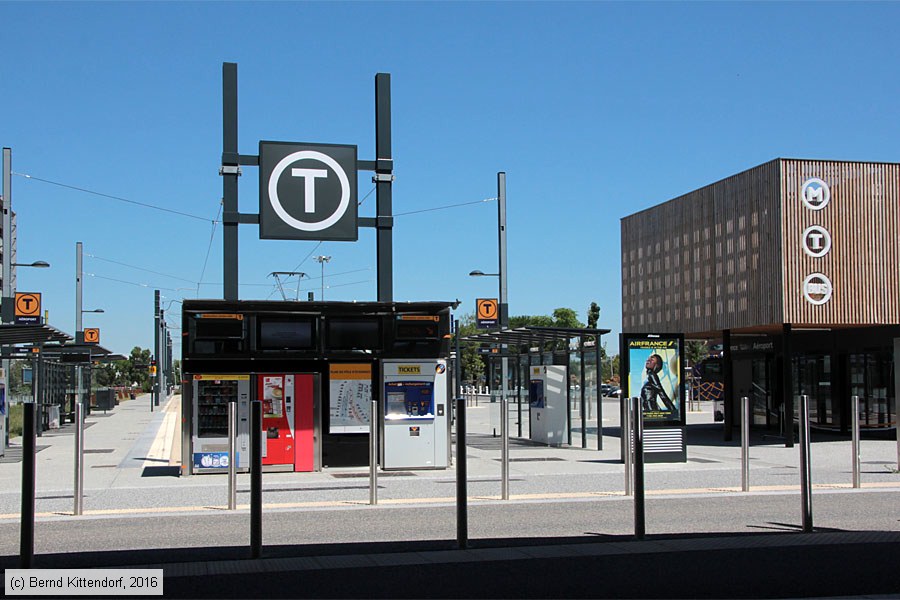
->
[257,373,315,472]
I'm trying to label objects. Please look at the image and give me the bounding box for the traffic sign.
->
[14,292,41,324]
[84,328,100,344]
[476,298,498,329]
[259,141,358,241]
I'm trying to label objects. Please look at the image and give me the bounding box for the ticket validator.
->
[381,359,449,469]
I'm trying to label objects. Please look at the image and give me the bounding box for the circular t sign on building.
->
[259,142,358,241]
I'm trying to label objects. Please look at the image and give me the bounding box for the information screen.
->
[259,319,314,349]
[327,319,381,350]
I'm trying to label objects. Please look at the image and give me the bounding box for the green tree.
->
[552,307,584,329]
[116,346,153,392]
[685,340,709,368]
[587,302,600,329]
[453,314,485,384]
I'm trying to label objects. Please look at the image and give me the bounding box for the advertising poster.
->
[626,335,683,424]
[329,364,372,433]
[262,375,284,418]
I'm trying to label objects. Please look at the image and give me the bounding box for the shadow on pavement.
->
[4,531,900,599]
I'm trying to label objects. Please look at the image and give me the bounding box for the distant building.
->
[621,159,899,439]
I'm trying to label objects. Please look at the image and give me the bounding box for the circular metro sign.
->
[801,225,831,258]
[259,142,358,241]
[803,273,833,305]
[801,178,830,211]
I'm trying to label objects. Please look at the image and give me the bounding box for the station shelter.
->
[620,158,899,442]
[180,299,453,475]
[462,326,610,449]
[0,323,124,440]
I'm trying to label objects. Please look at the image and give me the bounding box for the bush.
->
[8,404,23,438]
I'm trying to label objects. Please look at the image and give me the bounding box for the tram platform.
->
[2,392,899,598]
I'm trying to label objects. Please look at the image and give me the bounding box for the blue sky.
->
[2,1,899,357]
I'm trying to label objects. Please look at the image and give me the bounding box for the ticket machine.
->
[529,365,567,447]
[192,374,250,472]
[258,373,316,472]
[381,359,449,469]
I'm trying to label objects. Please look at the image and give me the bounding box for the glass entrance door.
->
[850,352,895,430]
[751,357,775,429]
[793,355,833,428]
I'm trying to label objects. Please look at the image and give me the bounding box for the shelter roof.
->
[0,323,73,346]
[462,326,611,348]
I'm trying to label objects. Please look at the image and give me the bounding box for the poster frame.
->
[621,333,686,427]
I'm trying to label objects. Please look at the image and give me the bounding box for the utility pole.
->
[1,148,11,456]
[153,290,160,410]
[498,172,509,501]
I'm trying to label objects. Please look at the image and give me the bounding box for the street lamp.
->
[469,172,509,499]
[468,270,499,277]
[1,261,52,323]
[314,256,331,300]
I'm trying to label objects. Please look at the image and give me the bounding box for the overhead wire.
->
[12,172,214,223]
[85,254,196,284]
[196,200,224,296]
[85,273,179,292]
[392,196,497,217]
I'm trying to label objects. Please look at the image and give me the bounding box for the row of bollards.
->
[624,393,847,538]
[15,389,885,566]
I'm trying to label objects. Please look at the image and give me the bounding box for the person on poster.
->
[641,354,676,413]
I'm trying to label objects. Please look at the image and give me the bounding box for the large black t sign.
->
[259,142,358,241]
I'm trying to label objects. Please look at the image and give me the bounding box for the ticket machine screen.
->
[385,381,434,419]
[529,379,545,408]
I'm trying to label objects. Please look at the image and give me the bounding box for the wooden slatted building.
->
[621,159,899,440]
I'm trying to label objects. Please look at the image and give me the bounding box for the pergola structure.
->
[461,325,611,450]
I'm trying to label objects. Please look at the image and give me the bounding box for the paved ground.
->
[1,393,899,598]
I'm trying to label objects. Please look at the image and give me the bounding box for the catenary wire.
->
[12,172,214,223]
[85,254,196,284]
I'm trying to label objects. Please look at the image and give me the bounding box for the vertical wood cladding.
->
[621,159,900,335]
[621,160,782,334]
[781,160,900,325]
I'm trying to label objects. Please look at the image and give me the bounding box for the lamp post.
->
[469,172,508,499]
[3,148,54,455]
[0,258,51,452]
[314,256,331,300]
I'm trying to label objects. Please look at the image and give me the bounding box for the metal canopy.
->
[462,325,611,350]
[39,342,121,362]
[0,324,73,346]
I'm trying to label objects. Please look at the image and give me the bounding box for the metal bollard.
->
[369,400,378,505]
[851,395,860,489]
[799,394,813,532]
[456,396,468,549]
[228,402,237,510]
[20,402,36,568]
[74,402,84,515]
[622,394,633,496]
[741,396,750,492]
[632,396,645,540]
[250,400,262,558]
[501,394,509,500]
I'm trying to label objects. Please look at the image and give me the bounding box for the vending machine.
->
[529,365,567,447]
[257,373,317,472]
[381,359,449,470]
[192,374,250,472]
